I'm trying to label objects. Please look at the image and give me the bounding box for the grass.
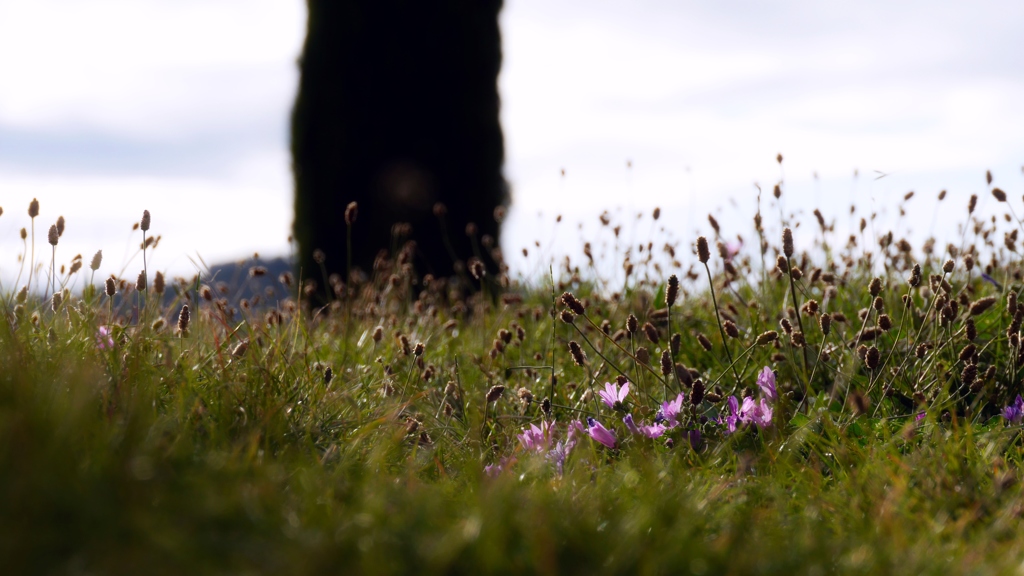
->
[4,189,1024,574]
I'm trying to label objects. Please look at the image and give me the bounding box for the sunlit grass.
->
[3,185,1024,574]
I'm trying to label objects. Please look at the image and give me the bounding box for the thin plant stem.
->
[703,261,740,383]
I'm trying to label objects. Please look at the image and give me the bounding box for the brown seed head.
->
[90,250,102,271]
[964,255,974,271]
[486,385,505,403]
[696,236,710,264]
[908,264,921,287]
[970,296,997,316]
[877,314,892,331]
[344,202,358,225]
[635,346,650,365]
[642,322,660,344]
[968,194,978,214]
[691,380,705,405]
[653,207,661,220]
[869,277,882,297]
[865,346,880,369]
[987,170,993,185]
[993,188,1007,202]
[135,270,146,292]
[961,364,977,388]
[105,277,116,297]
[782,228,794,257]
[773,183,781,199]
[724,320,739,338]
[47,224,58,246]
[414,342,425,357]
[780,317,793,334]
[626,314,639,335]
[660,350,672,376]
[966,317,977,341]
[666,275,679,307]
[51,292,62,312]
[56,215,65,237]
[469,258,485,280]
[568,340,586,365]
[231,340,249,358]
[873,297,884,312]
[561,291,585,315]
[372,326,384,343]
[776,254,788,273]
[28,198,39,218]
[696,333,713,351]
[707,214,720,233]
[140,210,150,232]
[756,330,778,345]
[958,344,976,364]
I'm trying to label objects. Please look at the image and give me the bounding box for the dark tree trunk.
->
[291,0,507,289]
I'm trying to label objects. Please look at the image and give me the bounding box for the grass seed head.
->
[344,201,358,225]
[782,228,794,257]
[666,275,679,307]
[696,333,713,351]
[865,346,880,369]
[993,188,1007,202]
[970,296,997,316]
[47,224,58,246]
[626,314,639,335]
[568,341,586,365]
[140,210,151,232]
[136,270,146,292]
[696,236,710,264]
[51,292,62,312]
[28,198,39,218]
[177,304,190,334]
[756,330,778,345]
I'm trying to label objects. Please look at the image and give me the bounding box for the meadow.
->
[3,180,1024,575]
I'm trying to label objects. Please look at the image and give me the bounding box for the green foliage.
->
[4,193,1024,573]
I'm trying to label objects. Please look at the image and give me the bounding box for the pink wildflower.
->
[96,326,114,350]
[586,417,617,449]
[517,422,551,452]
[757,366,777,402]
[597,381,630,410]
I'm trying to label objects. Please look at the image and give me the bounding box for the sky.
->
[1,0,1023,287]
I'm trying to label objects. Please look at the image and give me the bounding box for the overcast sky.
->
[1,0,1023,286]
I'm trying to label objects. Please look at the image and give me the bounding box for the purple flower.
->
[586,417,617,448]
[724,240,743,262]
[518,422,550,452]
[723,396,740,433]
[757,366,777,402]
[687,429,702,450]
[96,325,114,350]
[739,397,773,428]
[597,381,630,410]
[623,413,668,439]
[484,456,515,477]
[659,393,685,427]
[546,440,573,476]
[623,413,641,435]
[915,411,926,422]
[1003,395,1024,424]
[981,272,1003,291]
